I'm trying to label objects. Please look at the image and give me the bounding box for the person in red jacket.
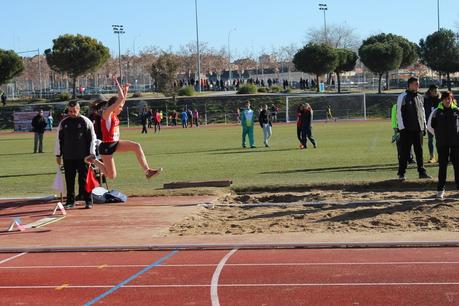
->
[154,110,161,133]
[85,77,162,180]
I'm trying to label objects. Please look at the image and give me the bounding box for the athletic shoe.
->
[419,172,432,179]
[84,154,96,164]
[85,201,93,209]
[408,159,416,164]
[146,168,162,179]
[242,145,246,148]
[398,174,406,181]
[299,144,304,149]
[64,202,75,209]
[313,145,317,148]
[250,146,256,148]
[436,190,445,200]
[428,156,437,163]
[265,143,269,147]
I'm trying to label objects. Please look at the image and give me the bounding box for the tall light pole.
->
[437,0,440,30]
[17,49,42,99]
[228,28,236,87]
[194,0,201,92]
[112,25,125,82]
[132,34,141,89]
[319,3,328,45]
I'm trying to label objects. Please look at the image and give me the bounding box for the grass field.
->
[0,120,440,197]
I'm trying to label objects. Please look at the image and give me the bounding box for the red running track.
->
[0,248,458,305]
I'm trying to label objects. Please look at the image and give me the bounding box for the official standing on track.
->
[396,77,431,180]
[427,92,459,200]
[55,101,96,209]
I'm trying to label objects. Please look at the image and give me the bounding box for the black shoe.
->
[398,174,406,181]
[250,146,256,148]
[419,172,432,179]
[408,159,416,164]
[242,145,246,148]
[85,202,93,209]
[64,202,75,209]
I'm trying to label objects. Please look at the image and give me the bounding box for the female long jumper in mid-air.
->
[85,77,162,179]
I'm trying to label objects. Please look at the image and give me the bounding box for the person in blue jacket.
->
[241,101,255,148]
[181,109,188,128]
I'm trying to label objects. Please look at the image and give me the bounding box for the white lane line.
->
[1,282,459,289]
[211,249,238,306]
[0,252,27,265]
[1,261,459,269]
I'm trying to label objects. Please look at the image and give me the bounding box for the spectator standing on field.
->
[396,77,431,180]
[193,109,199,127]
[31,109,47,153]
[47,111,54,131]
[424,85,441,163]
[187,108,193,128]
[296,104,304,148]
[259,104,272,147]
[299,103,317,149]
[1,91,6,106]
[55,101,96,209]
[427,92,459,200]
[171,110,178,126]
[154,110,161,133]
[140,106,149,134]
[181,109,188,128]
[241,100,255,148]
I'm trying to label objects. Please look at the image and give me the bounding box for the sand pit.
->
[169,181,459,236]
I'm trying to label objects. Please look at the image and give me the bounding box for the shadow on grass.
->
[0,152,36,157]
[260,163,437,175]
[0,172,54,179]
[211,148,298,155]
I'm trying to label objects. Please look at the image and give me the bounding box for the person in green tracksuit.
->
[241,101,255,148]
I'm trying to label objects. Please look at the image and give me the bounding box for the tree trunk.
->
[385,71,390,90]
[447,72,451,91]
[378,73,383,94]
[316,75,320,93]
[72,77,77,99]
[337,72,341,93]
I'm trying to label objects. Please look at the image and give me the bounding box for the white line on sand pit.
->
[1,261,459,269]
[1,282,459,289]
[0,252,27,265]
[211,249,238,306]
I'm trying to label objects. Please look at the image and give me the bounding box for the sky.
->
[1,0,459,58]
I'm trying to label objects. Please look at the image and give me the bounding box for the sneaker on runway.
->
[436,190,445,200]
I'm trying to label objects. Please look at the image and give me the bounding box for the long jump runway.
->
[0,248,458,305]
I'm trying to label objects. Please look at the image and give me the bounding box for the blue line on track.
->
[83,250,178,305]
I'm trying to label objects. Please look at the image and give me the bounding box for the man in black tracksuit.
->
[55,101,96,209]
[396,77,431,180]
[427,92,459,199]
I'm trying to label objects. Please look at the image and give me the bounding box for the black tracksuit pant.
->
[300,126,316,148]
[398,130,426,176]
[63,159,90,203]
[436,145,459,191]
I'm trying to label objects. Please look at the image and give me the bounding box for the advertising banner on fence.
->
[13,111,50,132]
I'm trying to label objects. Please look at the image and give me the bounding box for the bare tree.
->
[306,23,360,50]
